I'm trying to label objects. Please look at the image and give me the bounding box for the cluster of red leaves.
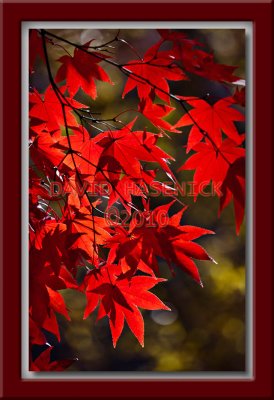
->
[29,28,245,371]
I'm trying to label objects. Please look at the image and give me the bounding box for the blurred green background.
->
[31,28,246,372]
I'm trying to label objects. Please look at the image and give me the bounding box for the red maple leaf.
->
[219,156,245,234]
[30,222,81,341]
[32,221,68,274]
[32,220,96,274]
[179,137,245,200]
[158,29,241,84]
[55,42,112,98]
[122,42,186,103]
[30,127,67,171]
[106,201,215,284]
[174,97,244,151]
[83,264,169,347]
[54,125,104,179]
[233,87,245,107]
[138,95,180,133]
[29,317,46,346]
[29,261,70,340]
[30,347,75,371]
[108,176,146,213]
[29,86,85,132]
[93,119,174,181]
[65,206,110,265]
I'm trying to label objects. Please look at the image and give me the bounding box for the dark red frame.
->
[1,1,273,398]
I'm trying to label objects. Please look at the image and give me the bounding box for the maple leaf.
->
[33,220,90,274]
[93,119,174,181]
[29,254,79,340]
[179,137,245,200]
[106,201,215,284]
[47,286,71,321]
[122,42,186,103]
[219,156,245,234]
[29,242,75,338]
[108,176,146,213]
[54,125,104,178]
[29,317,46,345]
[29,221,83,340]
[62,174,93,209]
[158,29,241,83]
[32,221,67,272]
[29,172,59,226]
[181,49,240,83]
[30,347,75,371]
[65,206,110,265]
[29,86,85,132]
[30,127,67,171]
[29,266,62,340]
[55,42,112,98]
[174,97,244,151]
[83,264,169,347]
[233,87,245,107]
[138,95,180,133]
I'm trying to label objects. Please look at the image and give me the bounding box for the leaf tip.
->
[83,311,88,320]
